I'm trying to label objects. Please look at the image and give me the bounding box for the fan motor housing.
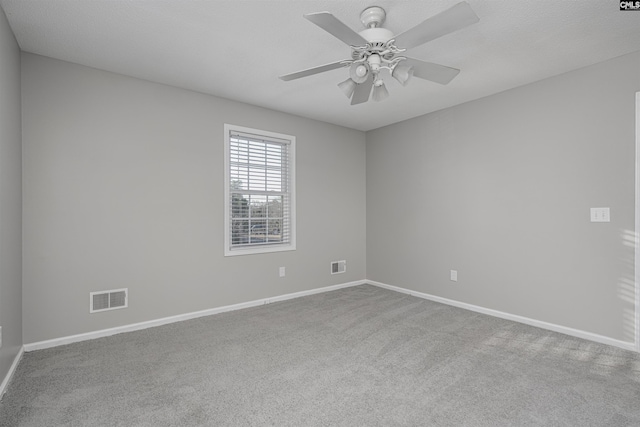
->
[359,27,394,44]
[352,27,397,61]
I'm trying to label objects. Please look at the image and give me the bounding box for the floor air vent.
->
[90,288,128,313]
[331,260,346,274]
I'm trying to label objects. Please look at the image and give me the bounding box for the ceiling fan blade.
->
[350,76,373,105]
[279,60,350,81]
[304,12,369,47]
[404,58,460,85]
[393,2,479,50]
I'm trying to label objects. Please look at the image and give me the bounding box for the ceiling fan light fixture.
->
[392,64,414,86]
[338,78,357,98]
[372,80,389,102]
[349,62,369,84]
[280,2,479,105]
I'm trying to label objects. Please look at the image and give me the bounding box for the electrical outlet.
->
[279,267,286,277]
[590,207,610,222]
[450,270,458,282]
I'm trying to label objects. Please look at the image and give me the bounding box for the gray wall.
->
[22,54,366,343]
[16,46,640,346]
[0,7,23,377]
[367,51,640,342]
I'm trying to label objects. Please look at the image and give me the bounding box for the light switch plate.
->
[450,270,458,282]
[279,267,285,277]
[590,207,610,222]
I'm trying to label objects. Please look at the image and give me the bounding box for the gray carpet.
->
[1,284,640,426]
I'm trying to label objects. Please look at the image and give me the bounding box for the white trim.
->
[368,280,637,352]
[24,280,366,352]
[635,91,640,352]
[265,280,364,304]
[0,346,24,398]
[223,123,296,257]
[22,277,636,354]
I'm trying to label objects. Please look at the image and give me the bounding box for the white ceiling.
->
[1,0,639,131]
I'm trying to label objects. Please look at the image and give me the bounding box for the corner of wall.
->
[0,2,24,389]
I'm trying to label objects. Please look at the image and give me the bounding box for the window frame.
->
[224,124,296,256]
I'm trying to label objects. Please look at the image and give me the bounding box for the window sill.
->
[224,243,296,257]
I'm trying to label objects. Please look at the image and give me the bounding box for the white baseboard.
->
[368,280,638,352]
[0,345,24,398]
[24,280,367,352]
[264,280,366,304]
[22,278,636,353]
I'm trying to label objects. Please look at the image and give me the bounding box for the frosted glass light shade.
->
[349,63,369,84]
[372,81,389,102]
[338,78,357,98]
[392,64,414,86]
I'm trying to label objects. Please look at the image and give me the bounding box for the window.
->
[224,124,296,256]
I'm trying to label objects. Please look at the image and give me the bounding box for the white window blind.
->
[224,125,296,256]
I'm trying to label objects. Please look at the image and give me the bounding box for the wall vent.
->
[331,260,346,275]
[90,288,128,313]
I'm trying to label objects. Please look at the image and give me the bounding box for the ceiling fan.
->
[279,2,479,105]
